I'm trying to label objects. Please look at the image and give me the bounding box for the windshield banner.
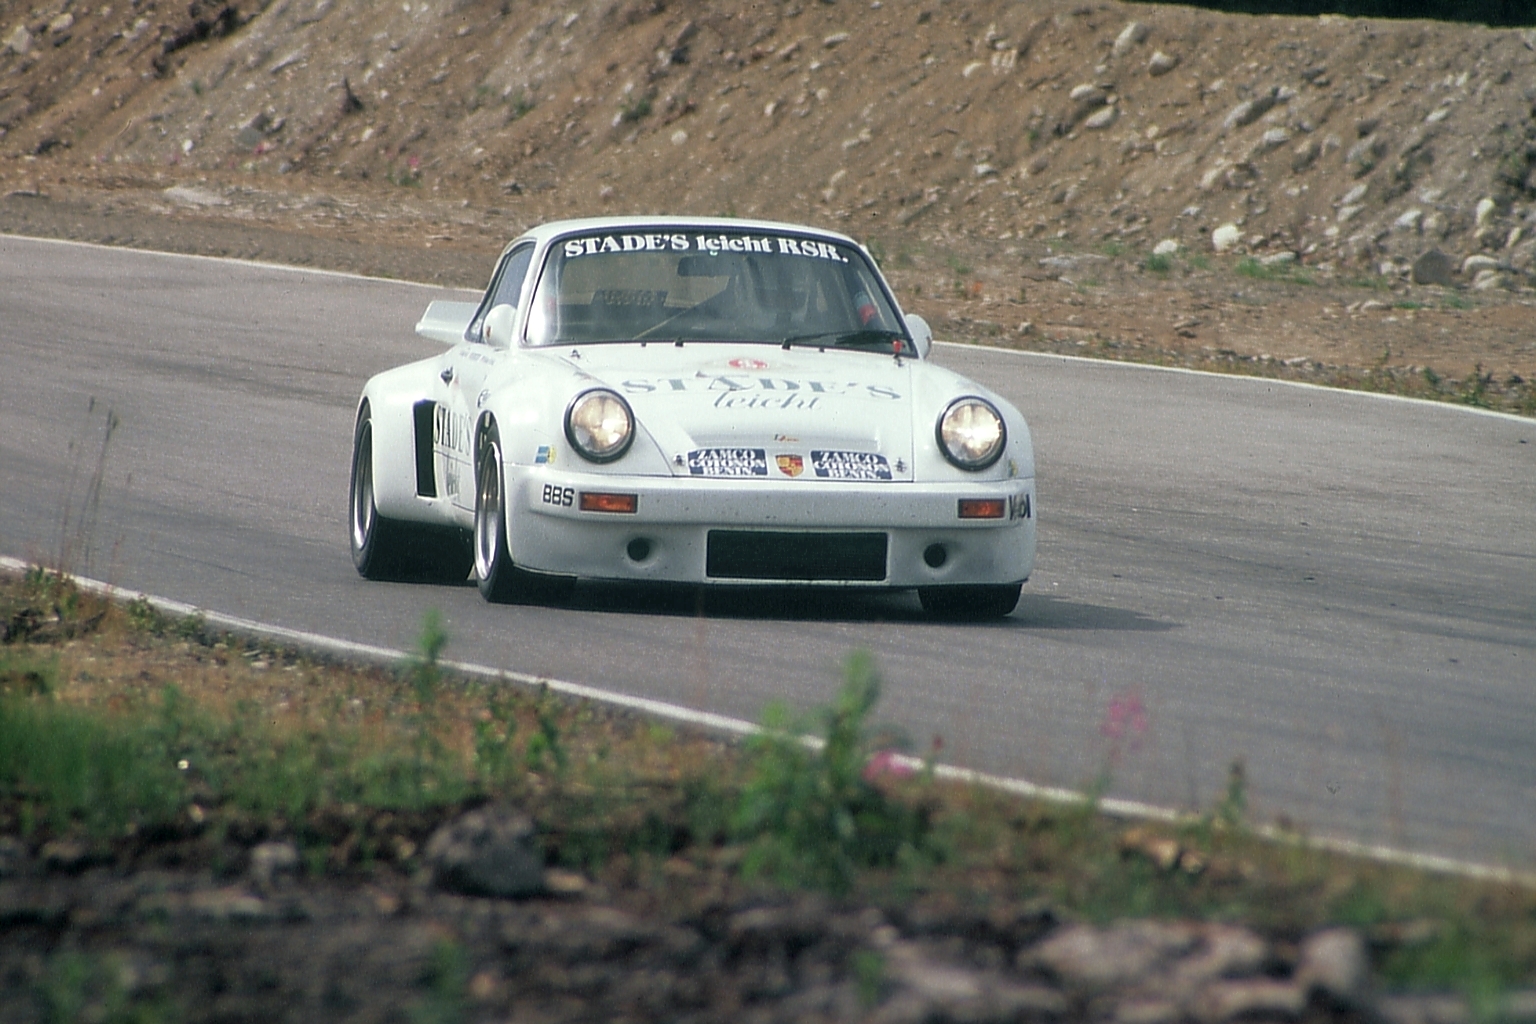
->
[563,234,849,263]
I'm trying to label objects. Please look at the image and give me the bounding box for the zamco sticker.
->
[686,448,768,477]
[776,454,804,477]
[810,450,892,481]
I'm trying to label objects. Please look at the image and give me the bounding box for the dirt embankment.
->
[2,0,1536,388]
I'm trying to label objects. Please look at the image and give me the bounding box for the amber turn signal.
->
[580,491,639,513]
[957,498,1006,519]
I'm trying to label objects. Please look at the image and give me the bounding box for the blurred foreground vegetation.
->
[2,566,1534,999]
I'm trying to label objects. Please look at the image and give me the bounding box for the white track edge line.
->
[934,341,1535,424]
[4,554,1534,890]
[0,231,481,294]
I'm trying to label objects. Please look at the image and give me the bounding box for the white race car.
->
[349,216,1035,618]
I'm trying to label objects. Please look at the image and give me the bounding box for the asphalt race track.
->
[3,235,1533,871]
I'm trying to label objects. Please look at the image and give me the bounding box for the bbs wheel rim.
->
[475,435,504,581]
[350,418,375,553]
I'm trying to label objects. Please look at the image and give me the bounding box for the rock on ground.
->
[423,806,546,898]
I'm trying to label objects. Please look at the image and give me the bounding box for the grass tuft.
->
[506,89,534,121]
[1235,256,1314,285]
[37,949,173,1024]
[0,688,185,839]
[731,651,937,893]
[617,93,652,123]
[411,939,470,1024]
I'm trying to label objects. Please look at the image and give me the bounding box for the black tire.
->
[350,404,473,583]
[473,421,574,605]
[918,582,1023,621]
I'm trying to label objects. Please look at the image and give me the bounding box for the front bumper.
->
[506,467,1035,587]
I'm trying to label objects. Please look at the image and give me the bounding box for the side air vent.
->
[413,401,437,498]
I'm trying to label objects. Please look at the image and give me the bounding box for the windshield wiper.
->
[780,328,910,352]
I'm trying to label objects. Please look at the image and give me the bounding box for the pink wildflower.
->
[863,749,915,783]
[1100,691,1148,744]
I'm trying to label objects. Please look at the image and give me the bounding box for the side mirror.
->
[905,313,933,358]
[483,304,517,347]
[416,300,479,344]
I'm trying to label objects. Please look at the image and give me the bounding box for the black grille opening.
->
[706,531,887,582]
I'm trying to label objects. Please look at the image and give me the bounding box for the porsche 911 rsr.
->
[349,216,1035,618]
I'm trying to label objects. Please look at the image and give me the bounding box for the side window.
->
[469,244,535,342]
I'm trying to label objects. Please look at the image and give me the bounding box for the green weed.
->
[1235,257,1313,284]
[26,607,489,827]
[617,93,652,123]
[0,646,58,696]
[506,89,534,120]
[1215,758,1248,831]
[388,165,423,188]
[37,950,172,1024]
[122,597,205,640]
[1459,364,1492,408]
[1380,921,1509,1019]
[407,610,449,797]
[1142,252,1172,274]
[468,84,495,112]
[473,689,520,787]
[0,690,185,839]
[523,689,569,778]
[731,651,935,893]
[853,949,887,1008]
[410,939,469,1024]
[385,152,425,188]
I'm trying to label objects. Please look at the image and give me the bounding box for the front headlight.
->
[936,397,1006,470]
[565,389,634,463]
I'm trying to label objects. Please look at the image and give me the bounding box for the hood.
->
[563,343,916,482]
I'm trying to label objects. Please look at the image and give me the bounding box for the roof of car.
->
[504,216,862,255]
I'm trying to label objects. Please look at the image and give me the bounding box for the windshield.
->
[524,230,910,352]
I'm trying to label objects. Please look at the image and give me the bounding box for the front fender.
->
[479,373,674,478]
[908,368,1036,484]
[358,358,444,524]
